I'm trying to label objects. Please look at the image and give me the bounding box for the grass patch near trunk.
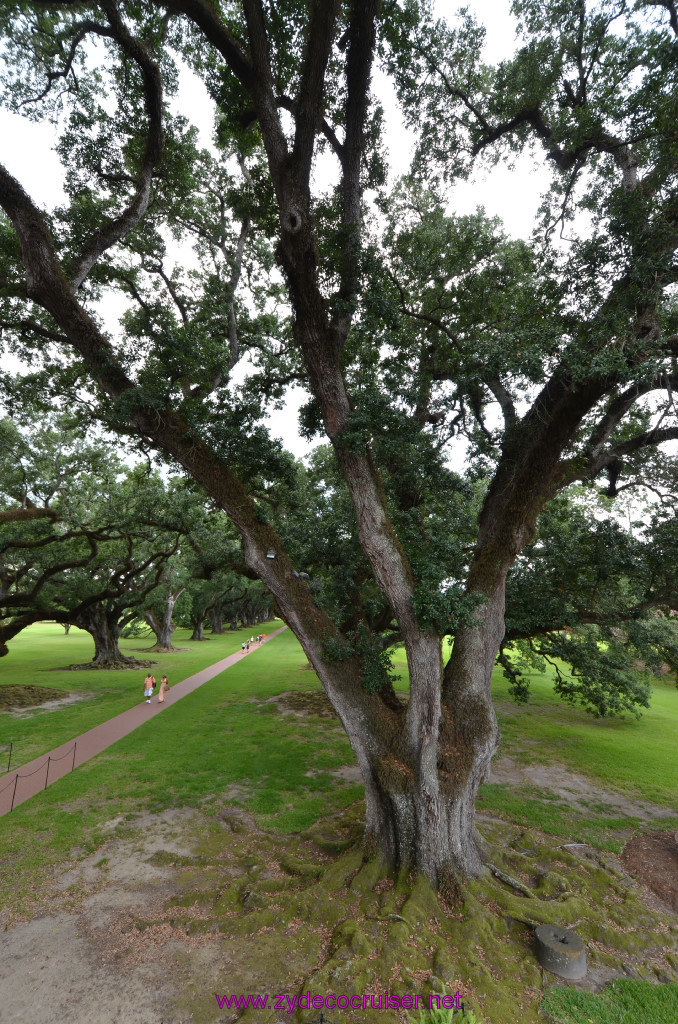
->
[541,979,678,1023]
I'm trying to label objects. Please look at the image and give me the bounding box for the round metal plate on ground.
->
[534,924,587,980]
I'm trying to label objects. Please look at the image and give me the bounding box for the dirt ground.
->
[621,832,678,913]
[0,808,206,1024]
[1,792,677,1024]
[488,754,677,822]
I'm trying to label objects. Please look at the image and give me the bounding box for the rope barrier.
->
[0,742,77,811]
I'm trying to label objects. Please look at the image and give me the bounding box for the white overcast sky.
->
[0,0,546,459]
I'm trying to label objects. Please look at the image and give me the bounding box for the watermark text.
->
[214,990,463,1013]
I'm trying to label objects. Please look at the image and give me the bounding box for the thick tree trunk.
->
[190,619,205,641]
[144,589,183,650]
[73,605,135,667]
[362,769,487,884]
[293,577,506,887]
[208,607,224,634]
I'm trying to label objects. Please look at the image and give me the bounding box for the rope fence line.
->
[0,742,77,812]
[0,741,12,773]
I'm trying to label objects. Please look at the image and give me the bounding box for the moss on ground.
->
[139,803,678,1024]
[0,684,68,710]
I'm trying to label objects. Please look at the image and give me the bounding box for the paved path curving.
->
[0,627,287,816]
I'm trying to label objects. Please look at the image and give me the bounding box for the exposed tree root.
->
[486,862,535,898]
[146,806,678,1024]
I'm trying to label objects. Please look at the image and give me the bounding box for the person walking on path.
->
[143,673,154,704]
[157,674,170,704]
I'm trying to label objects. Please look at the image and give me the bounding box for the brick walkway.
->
[0,627,287,815]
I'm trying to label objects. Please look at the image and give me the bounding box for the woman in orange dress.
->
[158,674,170,704]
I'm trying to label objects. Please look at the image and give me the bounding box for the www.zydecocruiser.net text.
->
[215,990,465,1013]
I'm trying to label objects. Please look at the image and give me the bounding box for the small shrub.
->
[407,993,478,1024]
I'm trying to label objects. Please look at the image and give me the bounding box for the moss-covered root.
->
[166,811,678,1024]
[296,830,676,1023]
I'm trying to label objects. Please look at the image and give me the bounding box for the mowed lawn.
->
[492,672,678,808]
[389,642,678,812]
[0,621,277,767]
[0,623,360,914]
[6,624,675,813]
[2,623,678,912]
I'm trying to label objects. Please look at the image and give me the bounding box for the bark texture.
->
[72,604,135,667]
[144,589,184,650]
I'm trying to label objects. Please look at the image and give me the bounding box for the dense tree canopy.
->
[0,415,275,658]
[0,0,677,886]
[0,418,185,661]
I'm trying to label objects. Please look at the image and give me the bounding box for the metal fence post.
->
[44,757,51,790]
[10,773,18,812]
[72,741,77,772]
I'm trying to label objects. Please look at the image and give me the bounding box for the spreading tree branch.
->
[334,0,382,336]
[291,0,340,188]
[0,506,59,525]
[69,1,164,288]
[18,19,114,108]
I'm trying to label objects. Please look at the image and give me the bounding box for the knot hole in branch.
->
[283,206,303,234]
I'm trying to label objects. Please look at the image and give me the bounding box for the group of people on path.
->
[241,634,265,652]
[142,672,170,705]
[143,633,267,705]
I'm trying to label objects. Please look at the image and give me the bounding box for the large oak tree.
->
[0,0,677,887]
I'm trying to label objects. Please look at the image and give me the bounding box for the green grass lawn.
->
[0,620,278,767]
[389,642,678,810]
[541,979,678,1024]
[2,625,678,1024]
[492,671,678,807]
[8,625,676,813]
[0,624,360,915]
